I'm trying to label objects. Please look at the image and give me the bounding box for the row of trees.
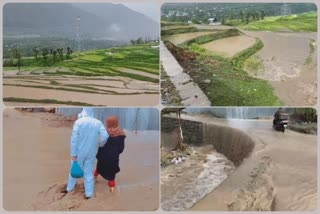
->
[32,47,73,65]
[222,10,266,25]
[130,37,157,45]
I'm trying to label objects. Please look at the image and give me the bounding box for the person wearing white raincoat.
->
[66,108,109,198]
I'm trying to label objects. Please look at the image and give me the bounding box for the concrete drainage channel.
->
[160,42,211,106]
[161,116,275,211]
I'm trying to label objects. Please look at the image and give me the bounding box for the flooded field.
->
[201,35,256,57]
[243,31,317,105]
[3,75,159,106]
[3,109,159,211]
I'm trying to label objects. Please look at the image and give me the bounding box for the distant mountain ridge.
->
[3,3,159,41]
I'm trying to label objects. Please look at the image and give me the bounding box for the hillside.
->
[3,3,159,41]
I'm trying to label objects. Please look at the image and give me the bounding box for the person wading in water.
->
[94,116,126,193]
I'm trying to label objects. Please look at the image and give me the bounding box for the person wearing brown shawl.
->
[95,116,126,193]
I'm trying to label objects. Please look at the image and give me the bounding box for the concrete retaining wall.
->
[161,116,255,166]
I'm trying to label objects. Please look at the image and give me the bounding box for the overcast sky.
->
[123,3,160,23]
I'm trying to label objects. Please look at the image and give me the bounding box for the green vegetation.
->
[162,3,316,24]
[293,108,317,123]
[194,55,281,106]
[161,27,200,36]
[3,97,95,106]
[3,43,159,83]
[230,39,264,68]
[244,56,264,75]
[239,12,317,32]
[161,22,187,27]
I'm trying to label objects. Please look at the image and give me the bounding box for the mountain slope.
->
[3,3,159,40]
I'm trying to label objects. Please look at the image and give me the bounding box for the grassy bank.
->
[228,12,317,32]
[161,27,202,36]
[165,40,281,106]
[182,29,240,46]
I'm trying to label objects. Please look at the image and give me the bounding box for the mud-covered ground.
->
[3,109,159,211]
[3,75,159,106]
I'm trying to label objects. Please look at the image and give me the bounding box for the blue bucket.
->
[71,161,84,178]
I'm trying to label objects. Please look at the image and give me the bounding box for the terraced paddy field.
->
[161,13,317,106]
[201,35,256,57]
[3,44,160,106]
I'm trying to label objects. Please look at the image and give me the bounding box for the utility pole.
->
[281,3,291,16]
[76,16,81,55]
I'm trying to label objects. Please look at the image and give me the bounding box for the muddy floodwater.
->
[243,31,317,105]
[3,109,159,211]
[161,114,317,211]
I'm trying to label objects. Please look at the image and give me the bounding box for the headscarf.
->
[106,116,125,137]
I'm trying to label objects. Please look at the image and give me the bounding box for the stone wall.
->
[161,116,255,166]
[161,116,203,146]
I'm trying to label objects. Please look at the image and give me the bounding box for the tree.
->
[42,48,49,66]
[252,12,257,20]
[162,108,186,151]
[240,11,244,22]
[13,47,22,72]
[255,12,260,20]
[32,47,39,62]
[130,39,136,45]
[191,18,198,24]
[294,108,317,123]
[57,48,64,61]
[221,16,226,25]
[66,47,73,59]
[245,12,250,24]
[52,50,57,62]
[136,37,143,44]
[260,10,265,20]
[229,11,234,20]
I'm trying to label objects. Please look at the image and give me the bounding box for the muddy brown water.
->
[242,30,317,105]
[161,114,317,211]
[201,35,256,57]
[3,109,159,211]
